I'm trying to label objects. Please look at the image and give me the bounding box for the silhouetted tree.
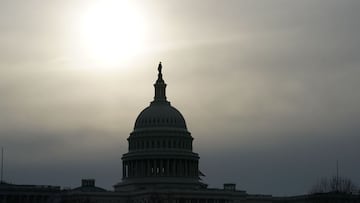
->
[310,176,357,194]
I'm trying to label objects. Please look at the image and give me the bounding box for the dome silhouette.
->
[115,62,202,192]
[134,102,187,129]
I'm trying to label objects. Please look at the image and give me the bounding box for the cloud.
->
[0,0,360,195]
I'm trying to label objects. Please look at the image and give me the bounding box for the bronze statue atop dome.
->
[158,62,162,74]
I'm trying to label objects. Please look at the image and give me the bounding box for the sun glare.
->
[78,1,148,68]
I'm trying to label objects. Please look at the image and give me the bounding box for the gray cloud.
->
[0,0,360,196]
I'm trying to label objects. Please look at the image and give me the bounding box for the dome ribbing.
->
[134,103,187,129]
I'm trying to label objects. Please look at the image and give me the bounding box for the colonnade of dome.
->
[128,136,193,151]
[122,159,199,178]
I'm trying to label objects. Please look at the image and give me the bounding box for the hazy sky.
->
[1,0,360,196]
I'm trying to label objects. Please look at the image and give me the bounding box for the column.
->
[189,160,193,176]
[191,160,193,177]
[131,161,134,177]
[128,161,132,177]
[181,159,184,176]
[139,160,142,176]
[196,161,199,177]
[142,160,145,176]
[160,159,163,176]
[153,159,157,176]
[125,161,128,177]
[131,161,135,177]
[150,159,153,176]
[172,159,176,176]
[137,160,140,177]
[183,160,186,176]
[124,161,127,177]
[167,159,170,176]
[179,160,182,176]
[175,159,179,176]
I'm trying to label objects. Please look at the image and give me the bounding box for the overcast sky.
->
[1,0,360,196]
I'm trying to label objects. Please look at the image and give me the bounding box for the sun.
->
[78,1,148,67]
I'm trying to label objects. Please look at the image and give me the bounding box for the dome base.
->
[114,177,206,192]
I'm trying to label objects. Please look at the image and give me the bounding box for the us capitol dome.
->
[114,62,206,191]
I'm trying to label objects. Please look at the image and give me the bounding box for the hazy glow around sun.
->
[77,1,148,68]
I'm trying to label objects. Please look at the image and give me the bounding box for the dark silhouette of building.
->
[0,181,61,203]
[1,63,359,203]
[114,62,205,191]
